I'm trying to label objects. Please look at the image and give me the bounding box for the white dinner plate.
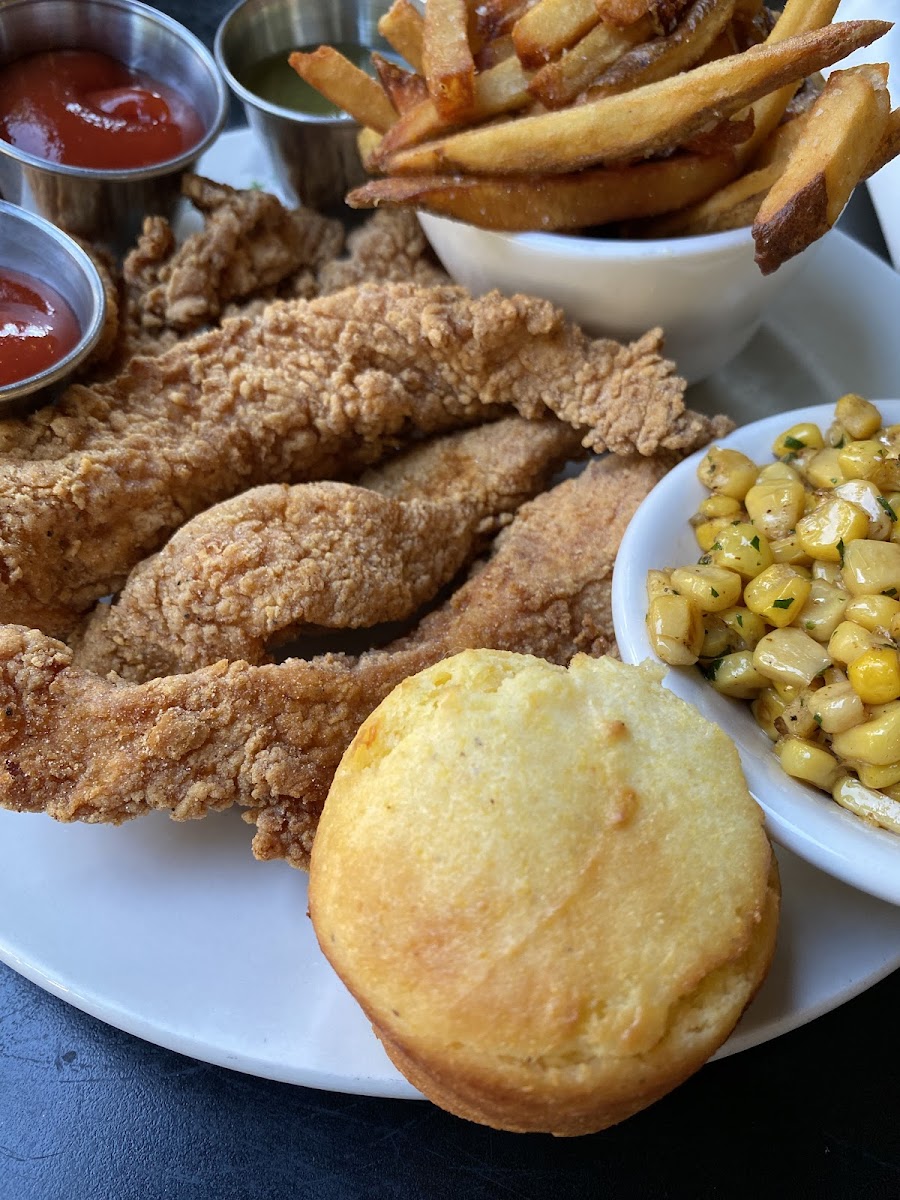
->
[1,129,899,1096]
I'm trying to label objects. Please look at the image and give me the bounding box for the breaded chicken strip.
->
[0,454,669,868]
[318,209,448,294]
[0,283,725,635]
[72,418,583,679]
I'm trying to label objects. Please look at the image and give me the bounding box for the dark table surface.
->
[2,5,900,1198]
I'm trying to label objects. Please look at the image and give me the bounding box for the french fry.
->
[384,20,890,177]
[864,106,900,180]
[581,0,738,104]
[372,54,428,115]
[597,0,691,33]
[681,109,756,156]
[474,33,516,71]
[471,0,533,43]
[512,0,602,69]
[527,16,655,110]
[348,152,739,230]
[423,0,476,120]
[357,127,384,173]
[377,0,425,73]
[375,55,533,162]
[289,48,397,134]
[753,63,890,274]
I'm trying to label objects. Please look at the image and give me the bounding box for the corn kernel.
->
[841,538,900,595]
[772,422,824,458]
[718,606,767,651]
[827,620,889,666]
[709,522,773,579]
[796,497,869,561]
[697,494,742,519]
[753,627,832,688]
[743,478,806,541]
[646,569,675,601]
[833,479,893,539]
[769,532,813,567]
[857,761,900,789]
[838,439,887,481]
[647,594,704,666]
[832,776,900,833]
[700,615,731,659]
[694,518,731,553]
[848,647,900,705]
[778,693,821,739]
[670,564,743,613]
[696,447,758,499]
[809,680,865,734]
[794,579,848,644]
[810,560,843,584]
[704,651,768,699]
[743,564,811,628]
[843,593,900,632]
[873,457,900,493]
[832,702,900,766]
[752,688,790,740]
[835,393,882,440]
[756,462,802,484]
[775,738,842,792]
[803,448,846,490]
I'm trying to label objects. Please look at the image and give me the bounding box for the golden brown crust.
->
[310,652,779,1134]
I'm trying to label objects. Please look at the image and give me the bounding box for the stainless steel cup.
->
[0,0,228,251]
[215,0,394,213]
[0,199,107,414]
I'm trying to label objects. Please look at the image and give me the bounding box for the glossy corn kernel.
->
[832,702,900,766]
[696,493,743,520]
[848,647,900,705]
[796,497,869,562]
[696,447,758,499]
[694,518,732,553]
[777,693,821,739]
[718,606,768,651]
[752,687,790,741]
[708,522,773,579]
[646,569,676,600]
[873,456,900,493]
[856,761,900,790]
[753,627,832,689]
[769,532,813,567]
[843,593,900,633]
[841,538,900,596]
[827,620,888,667]
[794,580,848,644]
[835,393,881,440]
[837,439,886,481]
[803,448,846,490]
[700,615,731,659]
[775,738,842,791]
[833,479,893,540]
[704,651,768,699]
[810,560,843,584]
[670,564,743,613]
[743,564,811,628]
[832,776,900,833]
[772,422,824,458]
[647,594,703,666]
[809,680,865,734]
[743,478,806,542]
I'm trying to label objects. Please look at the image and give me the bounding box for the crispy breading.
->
[0,283,723,635]
[71,418,582,679]
[318,209,449,293]
[0,454,670,868]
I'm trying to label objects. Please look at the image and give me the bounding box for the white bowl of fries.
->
[418,213,812,384]
[611,399,900,907]
[321,0,899,381]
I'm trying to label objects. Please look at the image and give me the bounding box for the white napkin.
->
[834,0,900,267]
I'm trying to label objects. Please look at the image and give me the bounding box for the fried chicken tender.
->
[72,418,582,680]
[318,209,449,294]
[0,454,668,868]
[0,283,725,635]
[122,175,345,348]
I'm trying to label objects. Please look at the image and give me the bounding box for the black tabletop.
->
[2,6,900,1198]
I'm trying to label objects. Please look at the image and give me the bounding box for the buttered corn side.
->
[648,394,900,835]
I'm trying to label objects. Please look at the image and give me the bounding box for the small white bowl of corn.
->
[612,396,900,907]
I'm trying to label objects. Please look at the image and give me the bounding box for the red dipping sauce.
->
[0,268,80,387]
[0,49,204,170]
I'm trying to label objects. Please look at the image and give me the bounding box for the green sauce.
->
[240,43,376,116]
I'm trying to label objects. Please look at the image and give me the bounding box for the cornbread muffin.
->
[310,650,779,1136]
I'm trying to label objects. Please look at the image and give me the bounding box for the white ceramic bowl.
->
[418,213,816,385]
[611,400,900,907]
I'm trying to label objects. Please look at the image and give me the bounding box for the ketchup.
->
[0,268,80,387]
[0,50,204,170]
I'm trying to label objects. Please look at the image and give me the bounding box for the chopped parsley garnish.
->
[837,538,846,565]
[710,541,722,552]
[750,534,761,550]
[885,588,898,598]
[879,496,898,521]
[805,620,816,630]
[736,614,744,627]
[783,435,805,451]
[772,598,794,610]
[710,587,719,598]
[814,713,823,727]
[698,658,723,681]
